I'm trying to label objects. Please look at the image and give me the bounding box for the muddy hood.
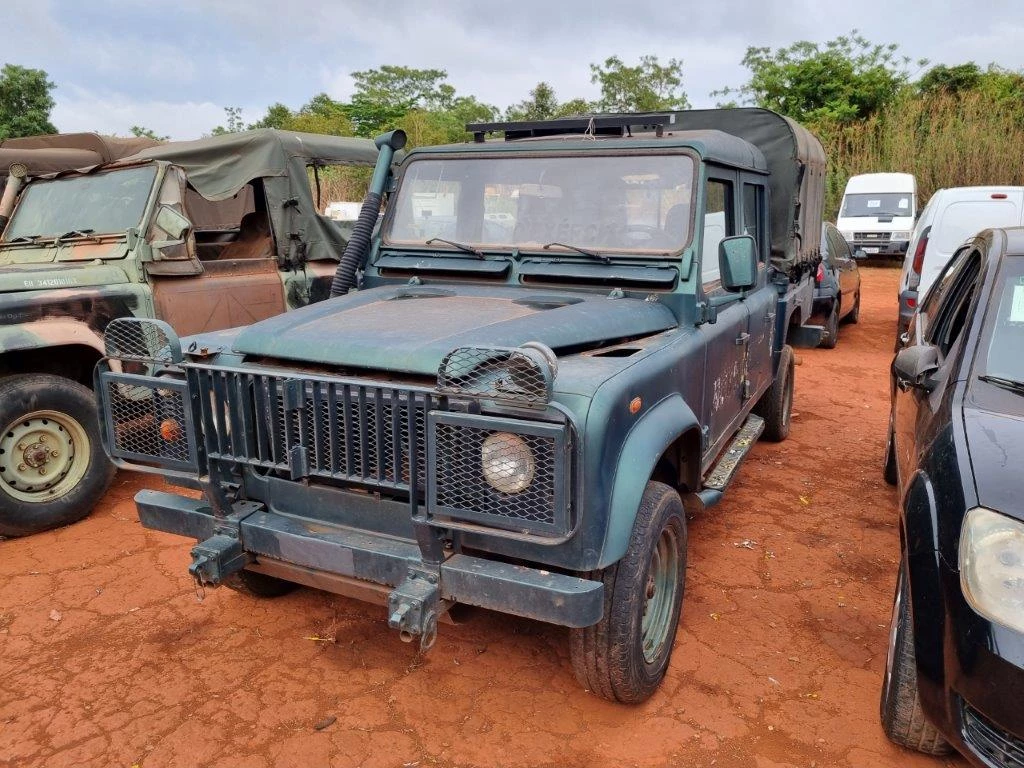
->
[230,284,677,375]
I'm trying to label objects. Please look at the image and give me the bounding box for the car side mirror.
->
[893,344,939,392]
[719,235,757,292]
[154,204,192,240]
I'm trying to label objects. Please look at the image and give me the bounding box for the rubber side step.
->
[702,413,765,493]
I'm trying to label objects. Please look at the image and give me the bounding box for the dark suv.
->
[96,110,826,702]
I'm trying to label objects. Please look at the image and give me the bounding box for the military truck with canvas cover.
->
[97,110,825,702]
[0,129,378,536]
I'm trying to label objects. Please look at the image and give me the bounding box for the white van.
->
[896,186,1024,336]
[837,173,917,257]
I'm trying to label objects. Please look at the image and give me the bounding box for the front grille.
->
[963,704,1024,768]
[854,231,892,241]
[100,372,196,470]
[429,412,570,536]
[195,367,439,493]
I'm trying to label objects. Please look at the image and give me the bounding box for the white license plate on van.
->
[863,246,879,253]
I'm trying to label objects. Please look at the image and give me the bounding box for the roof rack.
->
[466,114,675,142]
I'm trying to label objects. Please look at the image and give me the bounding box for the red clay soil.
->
[0,267,968,768]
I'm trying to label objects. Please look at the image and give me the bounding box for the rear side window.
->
[934,200,1019,254]
[928,249,982,356]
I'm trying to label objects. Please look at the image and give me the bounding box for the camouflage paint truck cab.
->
[0,129,377,536]
[98,110,825,702]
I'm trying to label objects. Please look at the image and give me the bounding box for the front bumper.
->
[909,551,1024,767]
[136,489,604,630]
[850,238,909,257]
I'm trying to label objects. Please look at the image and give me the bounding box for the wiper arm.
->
[979,375,1024,396]
[5,234,41,243]
[424,237,484,259]
[541,242,611,264]
[55,229,98,245]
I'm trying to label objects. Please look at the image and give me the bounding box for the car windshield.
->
[977,256,1024,383]
[840,193,913,218]
[3,164,157,242]
[386,154,695,256]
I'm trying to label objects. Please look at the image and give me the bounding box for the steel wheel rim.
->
[0,409,90,503]
[641,526,680,664]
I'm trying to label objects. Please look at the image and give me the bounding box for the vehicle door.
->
[740,177,775,401]
[145,171,287,337]
[893,245,983,480]
[698,173,751,457]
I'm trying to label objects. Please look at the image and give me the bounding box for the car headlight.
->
[840,231,854,240]
[960,507,1024,633]
[891,231,911,241]
[481,432,535,494]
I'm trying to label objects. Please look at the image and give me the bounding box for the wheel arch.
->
[599,394,701,569]
[0,322,105,387]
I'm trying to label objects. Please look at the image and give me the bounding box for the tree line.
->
[3,32,1023,213]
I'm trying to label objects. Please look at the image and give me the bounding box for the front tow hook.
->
[388,570,441,653]
[188,534,252,588]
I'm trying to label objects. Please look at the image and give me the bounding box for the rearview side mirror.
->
[893,344,939,392]
[154,205,192,240]
[719,235,757,292]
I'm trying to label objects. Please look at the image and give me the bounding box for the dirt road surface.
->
[0,267,968,768]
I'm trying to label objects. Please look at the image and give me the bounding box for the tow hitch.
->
[388,569,443,653]
[189,534,252,588]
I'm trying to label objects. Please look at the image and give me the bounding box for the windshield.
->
[978,256,1024,383]
[3,164,157,242]
[386,154,695,256]
[840,192,913,218]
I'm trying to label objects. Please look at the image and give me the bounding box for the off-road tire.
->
[0,374,115,537]
[880,558,951,755]
[844,290,861,325]
[820,304,840,349]
[883,418,898,486]
[223,569,297,598]
[754,345,795,442]
[570,481,687,704]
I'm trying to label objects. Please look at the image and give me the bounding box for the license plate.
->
[863,246,879,253]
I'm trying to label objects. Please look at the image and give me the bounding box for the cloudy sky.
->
[8,0,1024,139]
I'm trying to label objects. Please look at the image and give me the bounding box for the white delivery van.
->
[837,172,917,257]
[896,186,1024,337]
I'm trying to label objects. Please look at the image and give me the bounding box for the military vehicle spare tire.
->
[754,344,795,442]
[0,374,115,537]
[570,481,687,703]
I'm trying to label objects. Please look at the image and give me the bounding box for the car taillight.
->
[911,228,930,276]
[815,263,824,285]
[907,297,917,308]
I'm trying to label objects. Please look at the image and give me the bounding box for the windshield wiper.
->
[5,234,41,243]
[424,237,484,259]
[55,229,97,245]
[979,375,1024,396]
[541,242,611,264]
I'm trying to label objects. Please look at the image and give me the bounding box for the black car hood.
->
[229,284,678,376]
[964,403,1024,521]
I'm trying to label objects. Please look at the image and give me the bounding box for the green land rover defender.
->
[97,110,826,701]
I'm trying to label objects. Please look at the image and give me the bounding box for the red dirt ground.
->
[0,267,968,768]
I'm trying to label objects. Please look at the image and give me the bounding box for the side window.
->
[703,178,735,287]
[742,183,764,261]
[919,245,972,330]
[185,181,276,261]
[928,250,982,356]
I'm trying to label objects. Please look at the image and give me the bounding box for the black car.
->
[815,222,862,348]
[881,227,1024,765]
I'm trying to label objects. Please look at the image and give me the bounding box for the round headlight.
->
[481,432,535,494]
[960,507,1024,633]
